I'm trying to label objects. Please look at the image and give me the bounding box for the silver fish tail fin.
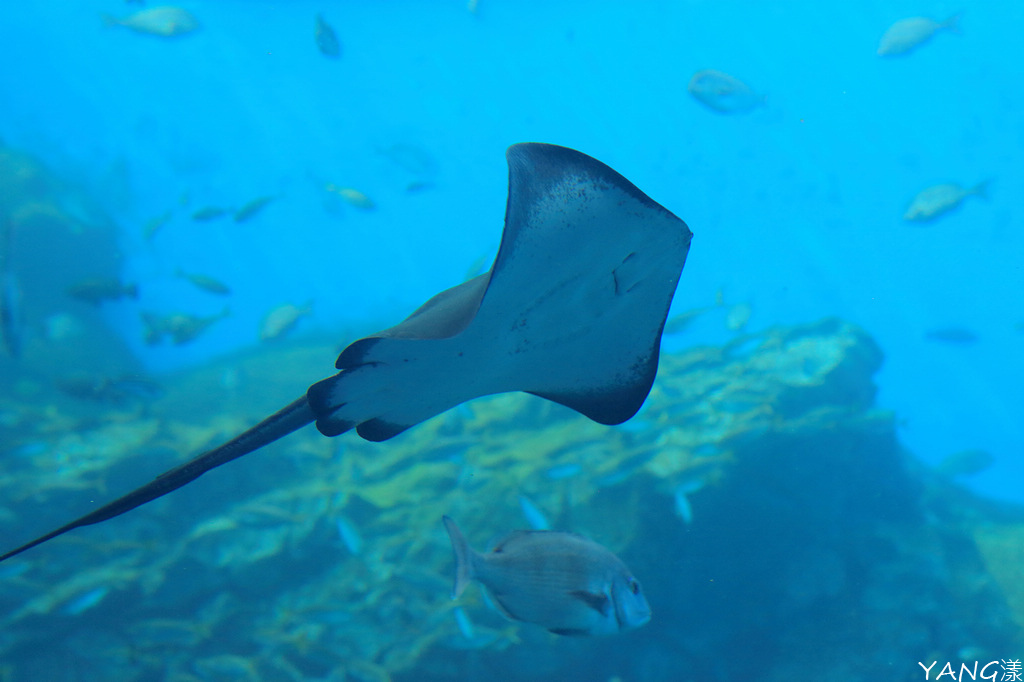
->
[442,516,475,599]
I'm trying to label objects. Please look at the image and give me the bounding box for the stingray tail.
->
[0,396,316,563]
[442,516,476,599]
[941,14,962,34]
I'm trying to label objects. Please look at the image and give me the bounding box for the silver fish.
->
[442,516,650,636]
[688,69,765,114]
[903,182,987,222]
[877,15,959,57]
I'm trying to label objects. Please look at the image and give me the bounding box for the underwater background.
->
[0,1,1022,681]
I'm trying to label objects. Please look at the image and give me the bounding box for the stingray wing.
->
[308,143,692,440]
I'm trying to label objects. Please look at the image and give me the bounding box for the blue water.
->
[1,0,1020,515]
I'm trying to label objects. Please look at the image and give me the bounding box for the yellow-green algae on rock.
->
[0,319,1020,682]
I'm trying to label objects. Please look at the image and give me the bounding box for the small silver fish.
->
[442,516,650,636]
[903,182,987,222]
[176,270,231,296]
[877,15,960,57]
[259,301,312,341]
[101,7,200,38]
[688,69,765,114]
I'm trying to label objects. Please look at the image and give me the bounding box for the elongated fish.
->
[442,516,650,636]
[903,182,987,222]
[877,15,960,57]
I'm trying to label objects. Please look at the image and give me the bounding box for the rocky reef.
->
[0,318,1020,682]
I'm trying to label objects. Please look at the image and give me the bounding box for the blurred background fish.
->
[259,301,312,341]
[142,308,229,346]
[877,15,960,57]
[100,6,200,38]
[687,69,766,114]
[65,277,138,305]
[176,270,231,296]
[934,448,995,479]
[0,270,23,358]
[903,182,988,222]
[232,196,276,224]
[315,13,341,58]
[924,327,978,345]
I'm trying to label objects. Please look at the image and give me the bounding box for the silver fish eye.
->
[629,577,641,595]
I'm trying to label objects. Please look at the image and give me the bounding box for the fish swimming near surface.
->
[877,15,960,57]
[66,278,138,305]
[688,69,766,114]
[0,143,692,564]
[442,516,650,636]
[903,182,987,222]
[315,14,341,58]
[101,7,200,38]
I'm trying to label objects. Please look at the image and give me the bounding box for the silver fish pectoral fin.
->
[568,589,612,617]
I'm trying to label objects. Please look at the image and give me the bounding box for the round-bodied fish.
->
[101,7,200,38]
[688,69,765,114]
[877,15,959,57]
[442,516,650,636]
[903,182,987,222]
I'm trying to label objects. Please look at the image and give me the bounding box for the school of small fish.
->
[0,315,874,678]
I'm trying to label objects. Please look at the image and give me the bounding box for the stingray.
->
[0,143,692,563]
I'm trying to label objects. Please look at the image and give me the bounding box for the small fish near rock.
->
[315,14,341,58]
[935,449,994,479]
[688,69,766,114]
[101,7,200,38]
[442,516,651,636]
[877,15,960,57]
[903,182,987,223]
